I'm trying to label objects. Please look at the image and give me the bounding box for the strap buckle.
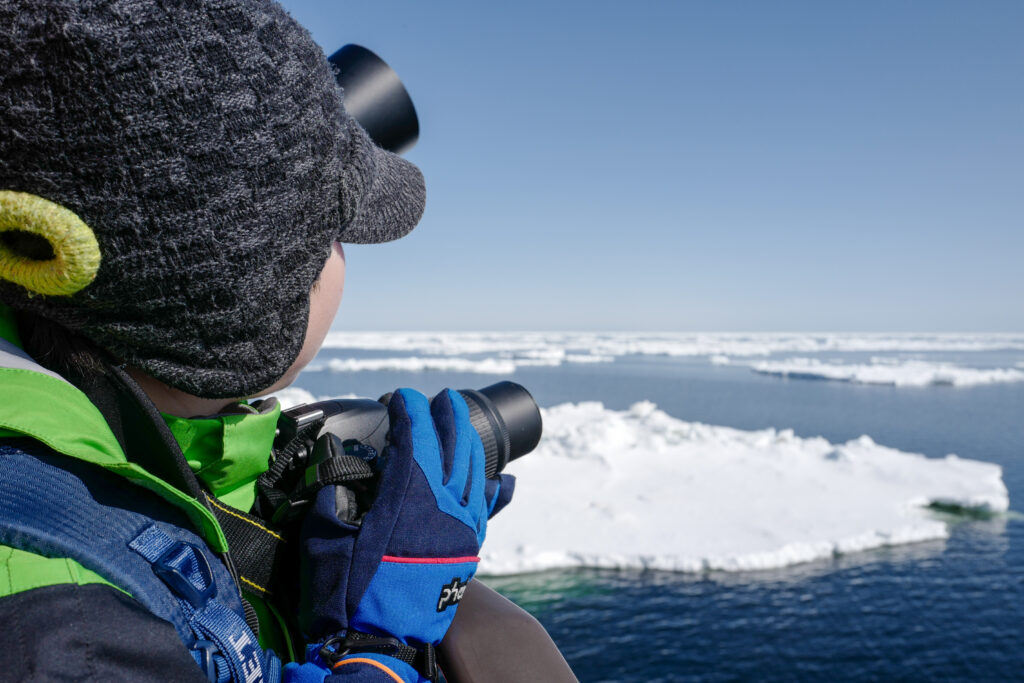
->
[320,633,438,682]
[190,639,220,682]
[152,541,216,610]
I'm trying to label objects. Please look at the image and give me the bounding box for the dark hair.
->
[15,310,109,380]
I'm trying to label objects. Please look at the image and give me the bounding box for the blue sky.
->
[281,1,1023,331]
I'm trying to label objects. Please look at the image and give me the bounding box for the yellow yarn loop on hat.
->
[0,191,101,296]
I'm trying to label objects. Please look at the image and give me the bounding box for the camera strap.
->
[206,435,376,599]
[202,490,290,599]
[256,403,377,525]
[192,409,375,606]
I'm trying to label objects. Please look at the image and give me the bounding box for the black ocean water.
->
[291,348,1024,682]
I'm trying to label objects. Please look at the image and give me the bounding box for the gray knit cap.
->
[0,0,425,398]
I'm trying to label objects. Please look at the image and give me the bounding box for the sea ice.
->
[320,357,517,374]
[481,401,1008,575]
[321,331,1024,359]
[263,387,360,409]
[315,332,1024,373]
[748,357,1024,387]
[263,386,318,408]
[299,351,614,374]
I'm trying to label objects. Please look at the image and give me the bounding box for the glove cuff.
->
[319,632,438,682]
[331,654,423,682]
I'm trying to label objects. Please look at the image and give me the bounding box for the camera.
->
[280,381,542,477]
[258,382,542,523]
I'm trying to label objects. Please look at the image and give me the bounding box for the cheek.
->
[313,243,346,322]
[303,243,346,358]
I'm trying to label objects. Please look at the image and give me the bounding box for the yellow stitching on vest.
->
[207,496,285,542]
[0,191,101,296]
[239,575,269,594]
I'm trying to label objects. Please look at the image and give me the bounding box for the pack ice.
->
[481,401,1008,575]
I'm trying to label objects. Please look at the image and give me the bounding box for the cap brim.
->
[336,118,426,245]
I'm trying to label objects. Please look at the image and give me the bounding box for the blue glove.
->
[298,388,514,679]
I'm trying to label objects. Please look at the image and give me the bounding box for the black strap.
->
[206,433,374,602]
[66,360,376,645]
[203,492,289,599]
[264,432,376,524]
[320,632,438,682]
[313,452,375,486]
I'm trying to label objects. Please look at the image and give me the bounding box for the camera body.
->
[278,381,542,478]
[257,382,542,524]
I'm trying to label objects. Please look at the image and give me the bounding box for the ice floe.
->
[302,352,614,374]
[261,387,359,409]
[314,332,1024,373]
[320,357,517,374]
[481,401,1007,575]
[260,386,318,408]
[323,332,1024,359]
[748,357,1024,387]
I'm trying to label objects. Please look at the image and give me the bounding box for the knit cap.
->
[0,0,425,398]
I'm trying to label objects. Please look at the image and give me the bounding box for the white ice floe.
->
[261,386,319,409]
[322,331,1024,359]
[749,357,1024,387]
[261,387,359,410]
[481,402,1007,575]
[303,352,614,374]
[565,354,616,364]
[314,332,1024,374]
[319,357,518,374]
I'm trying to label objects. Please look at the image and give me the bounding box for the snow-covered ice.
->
[749,357,1024,387]
[314,332,1024,373]
[322,331,1024,358]
[261,386,318,408]
[262,387,359,409]
[304,354,613,374]
[481,401,1008,575]
[320,357,517,374]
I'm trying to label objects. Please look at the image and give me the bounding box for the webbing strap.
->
[213,435,377,599]
[130,524,280,683]
[312,454,375,488]
[204,493,287,598]
[0,446,212,643]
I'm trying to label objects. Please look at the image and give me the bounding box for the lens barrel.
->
[327,44,419,154]
[458,382,543,477]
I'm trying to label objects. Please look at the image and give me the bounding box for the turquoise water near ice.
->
[294,348,1024,681]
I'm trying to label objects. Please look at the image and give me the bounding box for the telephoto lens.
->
[327,44,419,154]
[277,382,543,478]
[456,382,543,477]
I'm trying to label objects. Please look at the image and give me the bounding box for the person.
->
[0,1,576,681]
